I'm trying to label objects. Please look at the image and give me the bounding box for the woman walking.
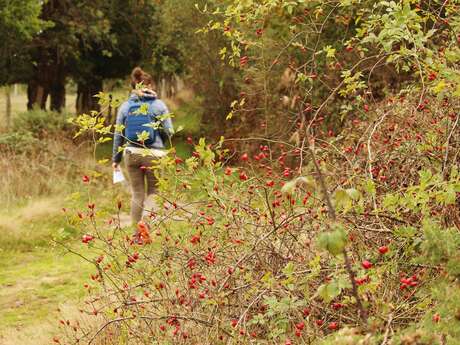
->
[112,67,173,226]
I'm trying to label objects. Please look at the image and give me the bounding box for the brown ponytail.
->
[130,67,154,89]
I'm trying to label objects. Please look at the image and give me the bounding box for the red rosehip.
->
[378,246,389,254]
[240,153,249,161]
[240,56,249,67]
[332,302,343,310]
[190,235,200,244]
[362,260,373,269]
[82,234,94,244]
[328,322,338,330]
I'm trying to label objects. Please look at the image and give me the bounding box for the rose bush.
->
[55,93,460,344]
[55,1,460,343]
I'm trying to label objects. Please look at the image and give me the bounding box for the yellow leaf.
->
[432,80,446,94]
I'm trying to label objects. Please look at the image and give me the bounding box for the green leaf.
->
[364,179,376,195]
[297,176,316,192]
[282,262,295,278]
[432,80,446,94]
[324,45,336,58]
[136,131,151,143]
[281,179,297,195]
[346,188,361,200]
[334,188,350,208]
[133,103,149,115]
[317,226,348,256]
[317,281,341,303]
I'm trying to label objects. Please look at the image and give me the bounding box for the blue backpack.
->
[124,99,158,146]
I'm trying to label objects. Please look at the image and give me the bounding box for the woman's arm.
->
[158,100,174,136]
[112,103,128,165]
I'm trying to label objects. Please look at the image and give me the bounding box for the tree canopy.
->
[0,0,49,85]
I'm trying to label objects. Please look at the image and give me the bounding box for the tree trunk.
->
[5,86,11,129]
[27,60,52,111]
[107,94,113,124]
[49,61,66,112]
[76,78,103,115]
[50,80,66,112]
[27,48,67,112]
[27,80,49,111]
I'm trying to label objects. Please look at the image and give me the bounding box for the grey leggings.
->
[124,151,157,224]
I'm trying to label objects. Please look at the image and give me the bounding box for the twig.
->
[298,137,307,175]
[307,143,368,326]
[367,110,390,212]
[89,317,134,345]
[381,313,393,345]
[442,112,459,175]
[307,145,335,220]
[236,289,267,328]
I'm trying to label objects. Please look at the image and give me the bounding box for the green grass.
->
[174,100,203,135]
[0,251,91,328]
[0,198,94,343]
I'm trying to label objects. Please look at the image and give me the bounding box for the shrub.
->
[0,134,101,206]
[0,130,38,153]
[12,108,71,137]
[59,94,460,344]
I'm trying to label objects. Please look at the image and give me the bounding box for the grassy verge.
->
[0,198,93,344]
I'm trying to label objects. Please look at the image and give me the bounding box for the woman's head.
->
[131,67,154,89]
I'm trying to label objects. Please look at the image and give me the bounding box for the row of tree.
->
[2,1,458,141]
[0,0,191,115]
